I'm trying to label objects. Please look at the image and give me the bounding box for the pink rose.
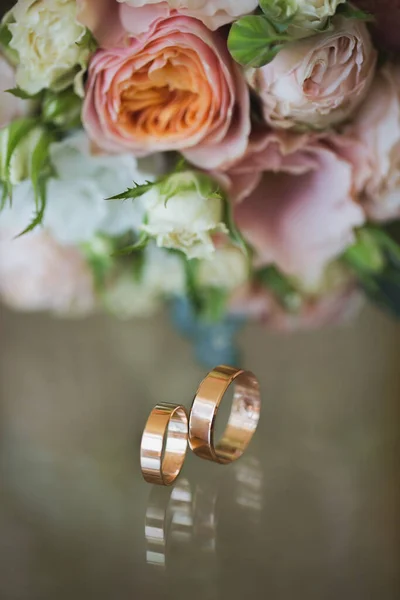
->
[77,0,124,48]
[0,230,95,316]
[342,64,400,222]
[248,16,376,130]
[82,16,250,169]
[77,0,258,45]
[216,128,319,202]
[0,54,30,128]
[233,139,365,282]
[118,0,258,34]
[230,281,362,332]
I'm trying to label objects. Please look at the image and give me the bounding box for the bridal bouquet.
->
[1,0,400,360]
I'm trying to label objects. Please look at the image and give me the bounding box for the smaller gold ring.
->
[189,366,261,464]
[141,403,188,485]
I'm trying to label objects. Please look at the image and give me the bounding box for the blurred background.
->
[0,305,399,599]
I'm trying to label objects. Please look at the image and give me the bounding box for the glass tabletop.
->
[0,306,399,599]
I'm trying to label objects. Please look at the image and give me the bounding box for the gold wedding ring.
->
[189,366,261,464]
[141,403,188,485]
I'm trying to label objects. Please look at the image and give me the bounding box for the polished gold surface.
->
[0,306,399,599]
[141,404,188,485]
[189,366,261,464]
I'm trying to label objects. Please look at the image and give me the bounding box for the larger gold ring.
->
[188,366,261,464]
[141,403,188,485]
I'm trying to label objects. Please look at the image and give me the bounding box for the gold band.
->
[188,365,261,464]
[141,403,188,485]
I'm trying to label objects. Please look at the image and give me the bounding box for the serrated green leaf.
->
[228,14,291,68]
[107,180,154,201]
[30,130,54,210]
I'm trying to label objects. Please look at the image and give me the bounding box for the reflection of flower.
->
[9,0,88,94]
[103,244,185,318]
[0,53,30,128]
[140,172,227,260]
[233,140,365,283]
[248,17,376,129]
[82,16,250,169]
[343,64,400,222]
[0,229,95,315]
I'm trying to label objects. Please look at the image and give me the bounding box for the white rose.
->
[260,1,345,36]
[197,246,249,290]
[139,172,228,260]
[3,132,163,244]
[103,243,185,318]
[290,0,346,36]
[0,228,95,315]
[9,0,88,94]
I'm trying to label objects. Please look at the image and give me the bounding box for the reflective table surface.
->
[0,306,399,599]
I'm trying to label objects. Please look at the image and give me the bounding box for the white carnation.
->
[197,246,249,291]
[140,172,227,260]
[9,0,88,94]
[103,244,185,319]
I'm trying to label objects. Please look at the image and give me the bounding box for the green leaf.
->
[81,236,114,291]
[42,88,83,129]
[1,118,37,181]
[113,231,150,256]
[257,266,302,311]
[16,177,47,237]
[107,180,154,201]
[201,288,229,322]
[343,228,385,274]
[6,87,42,100]
[336,3,374,22]
[30,130,54,210]
[223,200,250,259]
[228,14,291,68]
[184,258,203,314]
[344,226,400,319]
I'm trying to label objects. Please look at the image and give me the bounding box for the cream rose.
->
[248,16,377,129]
[9,0,88,95]
[288,0,346,37]
[343,64,400,222]
[138,172,228,260]
[197,246,249,290]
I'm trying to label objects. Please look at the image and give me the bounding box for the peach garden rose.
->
[82,15,250,169]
